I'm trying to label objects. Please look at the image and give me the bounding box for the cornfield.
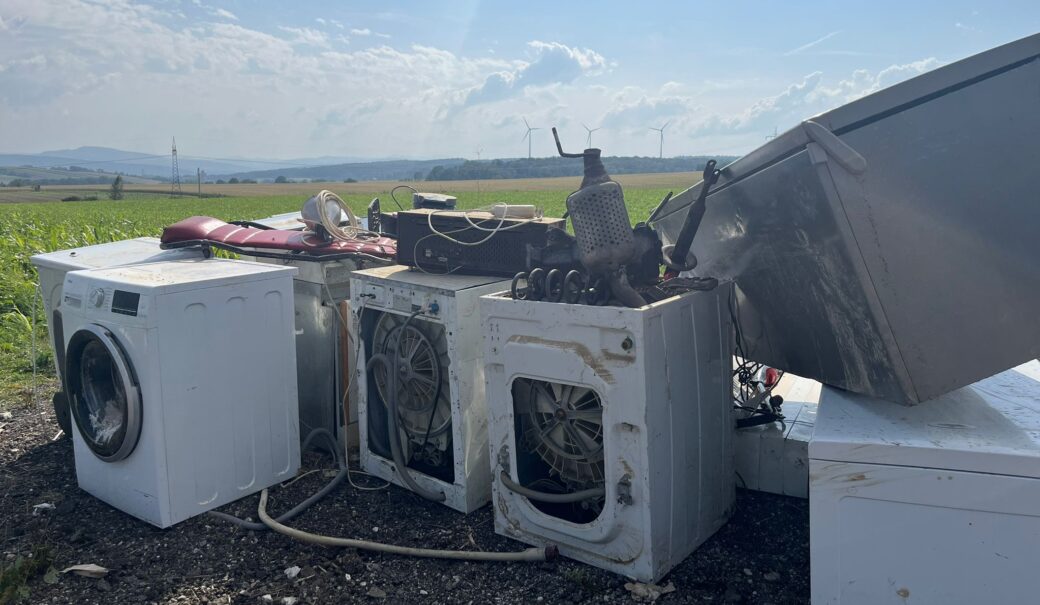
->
[0,184,683,403]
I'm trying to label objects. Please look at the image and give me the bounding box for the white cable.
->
[425,207,540,247]
[320,283,390,492]
[314,190,383,242]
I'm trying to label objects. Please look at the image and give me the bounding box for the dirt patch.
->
[0,392,809,604]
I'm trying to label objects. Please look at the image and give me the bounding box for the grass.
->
[0,172,700,203]
[0,546,52,604]
[0,175,697,405]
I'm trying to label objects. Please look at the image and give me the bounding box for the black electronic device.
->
[395,209,565,276]
[367,198,398,237]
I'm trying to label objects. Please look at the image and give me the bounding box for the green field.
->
[0,181,685,405]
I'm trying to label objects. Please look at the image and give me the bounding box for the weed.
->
[0,545,52,604]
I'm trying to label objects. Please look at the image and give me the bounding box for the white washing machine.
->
[31,238,203,431]
[810,360,1040,604]
[351,265,509,513]
[482,285,735,582]
[60,259,301,528]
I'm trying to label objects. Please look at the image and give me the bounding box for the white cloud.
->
[278,26,330,48]
[212,8,236,21]
[0,0,950,159]
[785,31,841,56]
[350,27,390,39]
[685,58,941,141]
[190,1,237,21]
[601,93,700,131]
[461,40,606,107]
[817,58,941,102]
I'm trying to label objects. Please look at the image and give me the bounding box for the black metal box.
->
[395,209,565,276]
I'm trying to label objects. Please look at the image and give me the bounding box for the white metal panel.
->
[810,460,1040,604]
[810,361,1040,603]
[482,285,733,582]
[31,238,203,378]
[31,237,188,272]
[354,264,505,293]
[75,258,296,296]
[158,281,300,519]
[811,361,1040,478]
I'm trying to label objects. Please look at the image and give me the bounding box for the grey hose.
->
[208,428,346,531]
[258,489,556,561]
[368,349,446,502]
[498,471,606,503]
[365,310,445,502]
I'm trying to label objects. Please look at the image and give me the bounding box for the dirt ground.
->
[0,391,810,604]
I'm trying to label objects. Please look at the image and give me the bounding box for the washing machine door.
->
[65,324,142,462]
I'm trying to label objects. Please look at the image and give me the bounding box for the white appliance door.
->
[811,460,1040,604]
[65,324,142,462]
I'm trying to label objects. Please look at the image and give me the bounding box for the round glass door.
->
[66,325,142,462]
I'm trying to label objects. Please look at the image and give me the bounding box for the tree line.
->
[425,156,738,181]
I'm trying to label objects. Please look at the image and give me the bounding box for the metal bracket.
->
[802,120,868,174]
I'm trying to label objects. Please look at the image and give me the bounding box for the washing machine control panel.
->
[63,279,151,324]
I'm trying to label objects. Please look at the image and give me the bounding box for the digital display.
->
[111,290,140,316]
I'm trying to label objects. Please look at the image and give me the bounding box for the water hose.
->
[498,471,606,504]
[257,488,554,561]
[366,311,446,502]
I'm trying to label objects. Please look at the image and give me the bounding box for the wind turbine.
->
[649,121,670,159]
[582,123,601,148]
[521,117,540,159]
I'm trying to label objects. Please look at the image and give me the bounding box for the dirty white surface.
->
[810,360,1040,477]
[67,258,296,296]
[810,360,1040,604]
[482,285,735,583]
[352,266,509,513]
[734,374,820,499]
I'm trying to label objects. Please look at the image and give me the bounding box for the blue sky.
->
[0,1,1036,159]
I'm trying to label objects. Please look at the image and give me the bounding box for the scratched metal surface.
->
[651,34,1040,404]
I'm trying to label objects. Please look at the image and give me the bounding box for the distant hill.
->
[38,146,157,162]
[0,165,159,186]
[0,145,740,184]
[0,146,377,177]
[225,158,467,182]
[425,156,739,181]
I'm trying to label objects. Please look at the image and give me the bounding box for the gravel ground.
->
[0,388,810,604]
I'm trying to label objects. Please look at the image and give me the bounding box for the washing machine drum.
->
[65,325,142,462]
